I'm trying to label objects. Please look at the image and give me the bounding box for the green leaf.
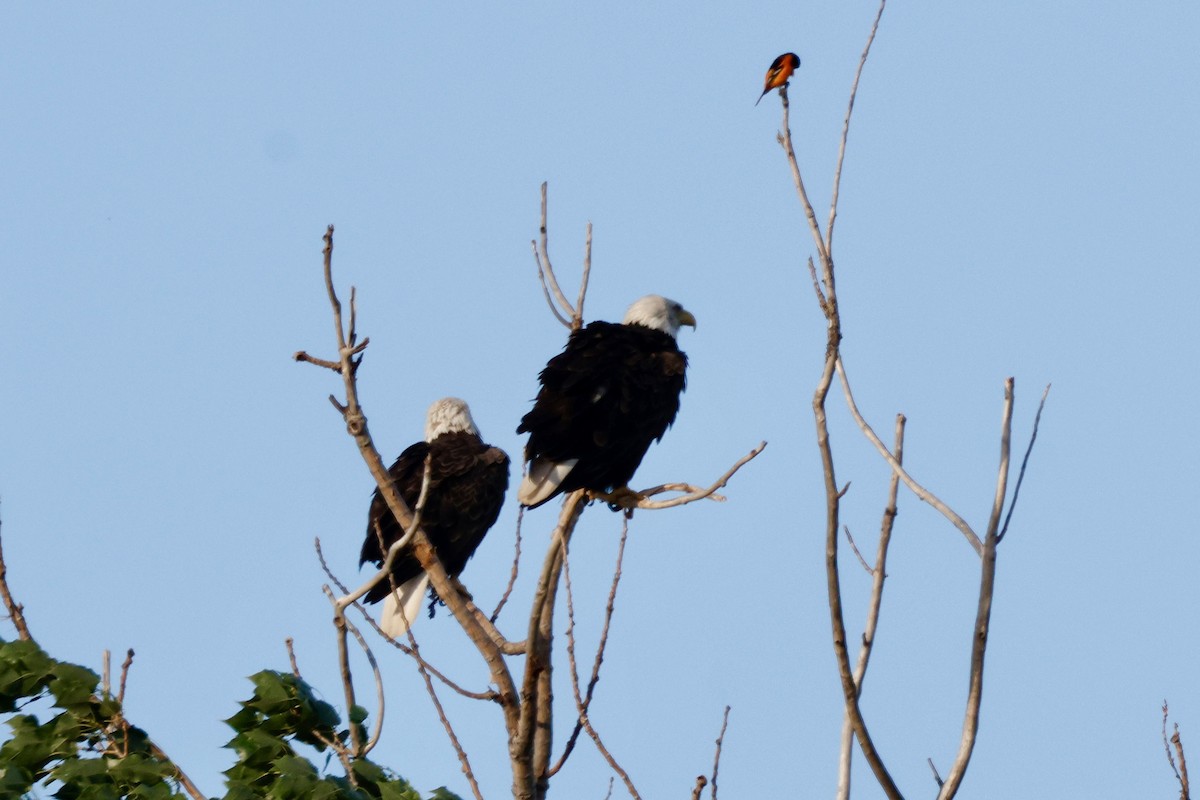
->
[48,663,100,707]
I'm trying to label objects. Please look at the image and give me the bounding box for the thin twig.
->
[554,532,641,797]
[997,383,1051,543]
[709,705,730,800]
[582,708,642,800]
[117,648,133,705]
[293,351,345,372]
[842,526,872,574]
[102,650,111,697]
[596,442,765,511]
[826,0,887,256]
[0,511,32,641]
[491,507,525,622]
[777,86,831,276]
[928,758,944,788]
[285,638,302,678]
[412,645,486,800]
[1165,702,1183,786]
[835,356,983,555]
[550,517,629,776]
[690,776,707,800]
[575,222,593,330]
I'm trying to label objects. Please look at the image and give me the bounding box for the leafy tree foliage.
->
[0,638,460,800]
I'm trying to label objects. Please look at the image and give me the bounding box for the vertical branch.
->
[574,222,592,330]
[511,491,586,800]
[780,9,900,794]
[532,183,577,328]
[778,88,832,282]
[826,0,887,256]
[491,509,525,622]
[1164,702,1192,800]
[709,705,731,800]
[0,512,32,641]
[836,414,905,800]
[935,378,1014,799]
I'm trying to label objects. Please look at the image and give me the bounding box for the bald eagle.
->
[517,295,695,508]
[360,398,509,637]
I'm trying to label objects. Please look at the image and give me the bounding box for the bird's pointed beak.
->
[677,309,697,330]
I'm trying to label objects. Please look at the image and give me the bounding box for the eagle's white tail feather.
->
[380,573,432,638]
[518,459,579,507]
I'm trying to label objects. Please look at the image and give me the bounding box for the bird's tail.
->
[379,573,432,638]
[518,458,579,508]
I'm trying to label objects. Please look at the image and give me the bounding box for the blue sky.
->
[2,2,1198,797]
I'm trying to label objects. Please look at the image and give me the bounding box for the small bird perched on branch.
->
[756,52,801,106]
[360,398,509,637]
[517,294,695,509]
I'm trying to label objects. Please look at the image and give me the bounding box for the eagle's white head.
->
[425,397,480,442]
[622,295,697,339]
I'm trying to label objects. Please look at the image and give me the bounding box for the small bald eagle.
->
[360,398,509,637]
[517,295,695,509]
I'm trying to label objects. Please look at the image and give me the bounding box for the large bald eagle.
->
[360,397,509,637]
[517,294,695,509]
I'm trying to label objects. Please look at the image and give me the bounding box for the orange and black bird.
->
[756,52,801,106]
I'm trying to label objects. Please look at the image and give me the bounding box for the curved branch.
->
[835,356,983,555]
[533,182,577,328]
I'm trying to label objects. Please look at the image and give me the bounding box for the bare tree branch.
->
[827,0,887,256]
[512,490,586,800]
[296,226,522,744]
[1164,702,1191,800]
[709,706,730,800]
[927,758,944,788]
[842,526,873,575]
[0,511,32,641]
[835,356,983,555]
[836,414,905,800]
[410,636,486,800]
[997,383,1051,543]
[575,222,593,330]
[551,517,629,777]
[491,507,525,623]
[532,182,577,328]
[935,378,1014,799]
[117,648,133,706]
[590,442,766,511]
